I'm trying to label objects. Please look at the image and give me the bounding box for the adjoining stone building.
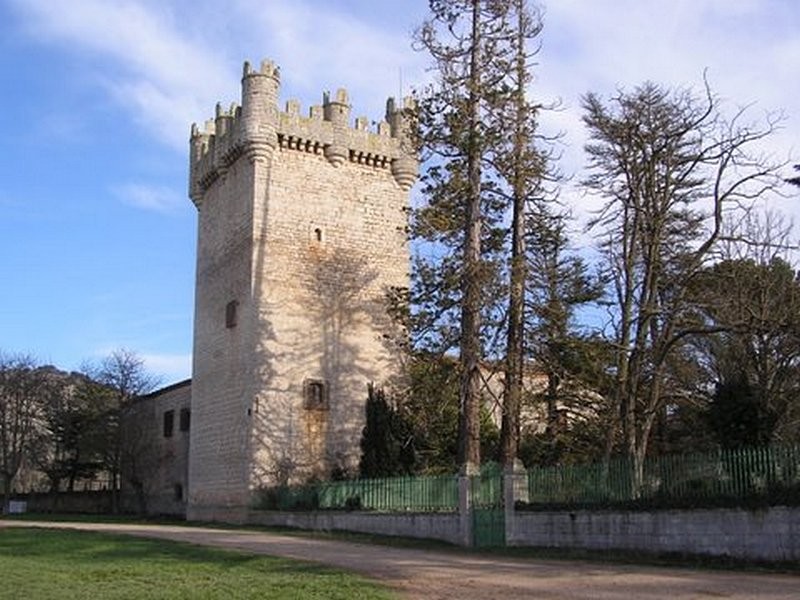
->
[120,380,191,516]
[125,59,417,521]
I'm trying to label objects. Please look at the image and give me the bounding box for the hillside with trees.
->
[0,349,158,514]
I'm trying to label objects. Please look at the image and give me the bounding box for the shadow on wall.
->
[120,402,174,516]
[250,244,393,488]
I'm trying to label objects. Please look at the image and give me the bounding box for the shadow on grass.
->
[0,528,396,600]
[7,513,799,576]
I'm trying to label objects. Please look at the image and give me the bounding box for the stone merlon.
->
[189,59,418,204]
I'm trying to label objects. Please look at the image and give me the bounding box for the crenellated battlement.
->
[243,58,280,80]
[189,59,417,204]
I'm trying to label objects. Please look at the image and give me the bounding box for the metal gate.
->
[470,471,505,548]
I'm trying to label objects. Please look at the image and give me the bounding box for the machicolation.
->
[190,60,417,204]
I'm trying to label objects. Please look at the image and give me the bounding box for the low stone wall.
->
[249,510,463,546]
[17,491,113,514]
[187,505,248,525]
[508,506,800,562]
[14,490,183,518]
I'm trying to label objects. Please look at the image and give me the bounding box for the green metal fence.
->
[255,445,800,514]
[256,473,459,512]
[470,470,505,547]
[524,444,800,509]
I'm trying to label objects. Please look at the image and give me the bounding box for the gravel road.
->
[2,520,797,599]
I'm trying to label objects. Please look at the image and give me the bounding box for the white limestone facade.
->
[186,60,416,520]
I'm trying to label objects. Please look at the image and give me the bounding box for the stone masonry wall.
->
[188,155,260,518]
[249,510,463,546]
[509,507,800,561]
[187,60,415,519]
[249,147,409,485]
[121,380,191,516]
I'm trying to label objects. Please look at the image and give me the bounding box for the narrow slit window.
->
[179,408,191,432]
[314,227,323,242]
[225,300,238,328]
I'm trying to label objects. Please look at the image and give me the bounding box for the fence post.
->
[458,474,473,547]
[504,460,526,546]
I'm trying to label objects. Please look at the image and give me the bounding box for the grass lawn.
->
[0,527,397,599]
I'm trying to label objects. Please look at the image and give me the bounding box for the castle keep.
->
[186,60,416,520]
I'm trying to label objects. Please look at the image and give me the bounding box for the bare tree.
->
[583,81,786,490]
[94,349,160,403]
[82,348,159,512]
[687,210,800,447]
[786,164,800,188]
[0,353,46,513]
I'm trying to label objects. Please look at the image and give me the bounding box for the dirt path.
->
[2,520,797,599]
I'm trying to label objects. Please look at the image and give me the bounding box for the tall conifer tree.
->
[415,1,560,471]
[414,0,516,472]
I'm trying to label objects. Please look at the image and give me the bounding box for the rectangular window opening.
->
[163,410,174,438]
[303,379,329,410]
[179,408,191,432]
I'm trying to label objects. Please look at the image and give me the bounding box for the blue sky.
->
[1,0,798,384]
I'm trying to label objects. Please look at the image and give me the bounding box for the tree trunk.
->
[458,0,484,474]
[1,473,12,515]
[133,481,147,516]
[500,1,529,469]
[110,468,120,514]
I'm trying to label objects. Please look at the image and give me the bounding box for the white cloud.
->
[113,182,184,214]
[8,0,797,211]
[9,0,428,151]
[232,0,428,119]
[536,0,799,228]
[10,0,235,150]
[11,0,229,93]
[141,352,192,384]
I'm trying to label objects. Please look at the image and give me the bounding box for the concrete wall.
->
[508,507,800,562]
[249,510,463,546]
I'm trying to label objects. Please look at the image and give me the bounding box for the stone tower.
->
[186,60,416,521]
